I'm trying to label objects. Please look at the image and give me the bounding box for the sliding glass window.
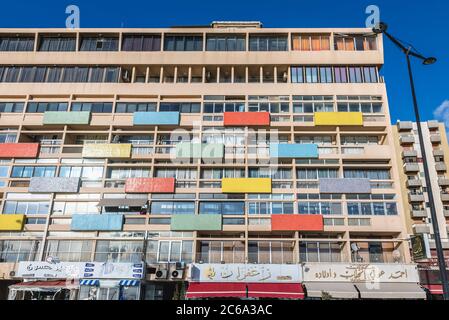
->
[164,35,203,51]
[249,35,287,51]
[80,36,119,51]
[39,36,76,51]
[206,35,245,51]
[0,36,34,51]
[122,34,161,51]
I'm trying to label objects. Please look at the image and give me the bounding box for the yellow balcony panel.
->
[0,214,25,231]
[314,112,363,126]
[82,144,132,158]
[221,178,271,193]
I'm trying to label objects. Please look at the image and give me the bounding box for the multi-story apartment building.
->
[393,120,449,299]
[0,21,426,300]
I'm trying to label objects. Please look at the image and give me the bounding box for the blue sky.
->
[0,0,447,125]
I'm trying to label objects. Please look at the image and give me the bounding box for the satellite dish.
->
[350,243,360,252]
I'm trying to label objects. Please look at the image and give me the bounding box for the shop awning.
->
[119,280,140,286]
[9,280,78,292]
[186,282,304,299]
[97,198,147,207]
[423,284,443,295]
[186,282,247,298]
[304,282,358,299]
[246,283,304,299]
[355,283,426,299]
[80,279,100,286]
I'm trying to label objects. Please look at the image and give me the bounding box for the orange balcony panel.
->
[224,112,270,126]
[271,215,324,231]
[125,178,175,193]
[0,143,40,158]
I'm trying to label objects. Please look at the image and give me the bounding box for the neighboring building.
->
[0,22,425,300]
[393,120,449,299]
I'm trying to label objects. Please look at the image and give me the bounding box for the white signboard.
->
[17,261,144,280]
[303,263,420,283]
[190,263,302,283]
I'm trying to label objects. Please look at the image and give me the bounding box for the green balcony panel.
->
[175,143,224,159]
[170,214,222,231]
[43,111,91,125]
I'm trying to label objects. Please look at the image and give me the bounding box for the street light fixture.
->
[373,22,449,300]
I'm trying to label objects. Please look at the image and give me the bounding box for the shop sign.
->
[17,261,144,279]
[190,263,302,283]
[303,263,420,283]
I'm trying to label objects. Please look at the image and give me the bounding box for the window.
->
[45,240,93,262]
[52,201,100,215]
[348,67,363,83]
[146,240,193,263]
[94,240,142,262]
[343,169,390,180]
[155,168,197,179]
[206,35,245,51]
[11,166,56,178]
[298,202,342,215]
[26,102,68,113]
[80,36,119,51]
[300,242,341,262]
[334,67,348,83]
[122,34,161,51]
[0,240,41,263]
[249,35,287,51]
[115,102,157,113]
[248,202,293,214]
[107,167,150,179]
[159,102,200,113]
[199,201,244,215]
[319,67,333,83]
[0,36,34,51]
[292,34,330,51]
[249,168,292,179]
[164,35,203,51]
[150,201,195,215]
[347,202,397,216]
[334,35,377,51]
[3,201,50,215]
[0,102,22,113]
[247,241,294,264]
[0,133,17,143]
[59,166,103,179]
[71,102,112,113]
[39,36,76,51]
[296,168,339,180]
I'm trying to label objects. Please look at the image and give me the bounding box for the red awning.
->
[11,280,77,289]
[186,282,304,299]
[247,283,304,299]
[424,284,443,294]
[186,282,247,298]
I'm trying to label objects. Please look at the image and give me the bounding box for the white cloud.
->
[433,100,449,129]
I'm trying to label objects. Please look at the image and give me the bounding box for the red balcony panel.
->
[271,215,324,231]
[224,112,270,126]
[125,178,175,193]
[0,143,40,158]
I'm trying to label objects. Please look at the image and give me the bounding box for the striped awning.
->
[80,279,100,286]
[119,280,140,286]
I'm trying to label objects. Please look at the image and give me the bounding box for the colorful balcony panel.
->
[133,112,180,125]
[0,143,39,158]
[125,178,175,193]
[43,111,91,125]
[82,143,132,158]
[269,143,318,159]
[223,112,270,126]
[0,214,25,231]
[314,112,363,126]
[271,214,324,231]
[71,214,124,231]
[319,178,371,194]
[170,214,222,231]
[28,177,81,193]
[221,178,271,193]
[175,143,224,159]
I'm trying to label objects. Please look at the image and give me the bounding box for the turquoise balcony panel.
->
[71,214,124,231]
[133,112,180,125]
[269,143,318,158]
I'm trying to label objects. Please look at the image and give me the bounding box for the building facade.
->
[393,120,449,299]
[0,21,425,300]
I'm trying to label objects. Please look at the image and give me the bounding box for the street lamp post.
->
[373,22,449,300]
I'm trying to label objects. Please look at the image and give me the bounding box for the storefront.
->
[186,263,304,299]
[302,263,426,300]
[10,261,144,300]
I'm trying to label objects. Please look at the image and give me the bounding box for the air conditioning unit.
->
[155,265,168,280]
[170,262,185,280]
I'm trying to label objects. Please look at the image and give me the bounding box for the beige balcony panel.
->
[411,210,427,218]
